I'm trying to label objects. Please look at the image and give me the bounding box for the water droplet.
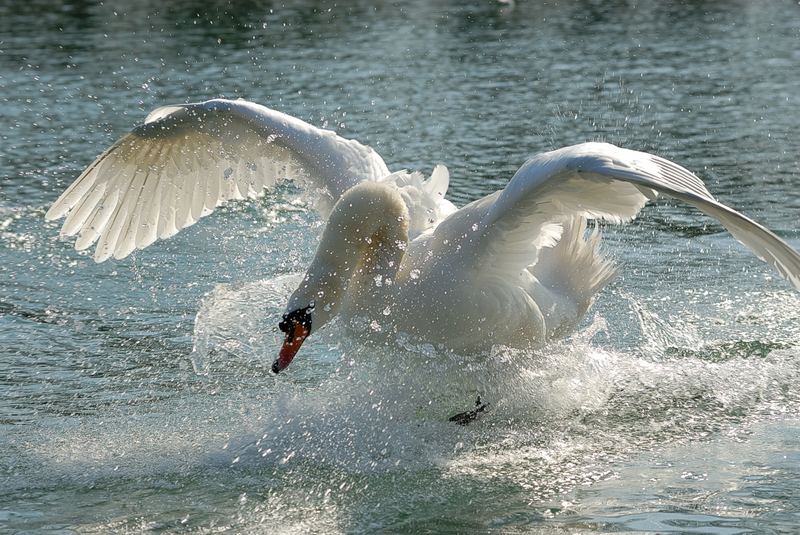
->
[370,320,381,332]
[382,306,391,316]
[410,269,420,279]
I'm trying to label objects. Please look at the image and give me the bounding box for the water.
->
[2,0,800,532]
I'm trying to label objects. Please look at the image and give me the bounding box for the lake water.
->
[2,1,800,533]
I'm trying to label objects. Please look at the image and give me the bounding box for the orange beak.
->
[272,322,310,374]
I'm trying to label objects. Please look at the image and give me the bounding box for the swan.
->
[46,98,800,374]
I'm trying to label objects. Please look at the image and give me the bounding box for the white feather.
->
[47,98,392,261]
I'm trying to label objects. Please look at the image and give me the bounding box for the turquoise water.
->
[2,1,800,532]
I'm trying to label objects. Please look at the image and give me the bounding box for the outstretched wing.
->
[469,142,800,290]
[46,98,390,262]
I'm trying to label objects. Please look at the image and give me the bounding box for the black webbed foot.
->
[448,395,489,425]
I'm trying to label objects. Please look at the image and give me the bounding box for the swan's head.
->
[271,181,410,374]
[271,274,338,374]
[272,304,314,373]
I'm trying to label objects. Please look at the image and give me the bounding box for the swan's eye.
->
[278,304,315,339]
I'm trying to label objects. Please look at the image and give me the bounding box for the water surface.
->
[2,1,800,533]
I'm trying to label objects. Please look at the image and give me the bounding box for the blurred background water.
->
[2,0,800,533]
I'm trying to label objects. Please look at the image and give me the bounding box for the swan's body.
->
[284,181,608,354]
[46,98,800,372]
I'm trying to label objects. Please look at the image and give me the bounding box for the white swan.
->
[46,98,800,373]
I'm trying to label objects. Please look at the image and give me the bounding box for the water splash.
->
[191,273,304,374]
[6,284,800,533]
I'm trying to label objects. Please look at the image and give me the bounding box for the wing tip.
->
[45,204,65,221]
[93,249,112,263]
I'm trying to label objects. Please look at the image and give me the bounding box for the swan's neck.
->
[286,182,409,329]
